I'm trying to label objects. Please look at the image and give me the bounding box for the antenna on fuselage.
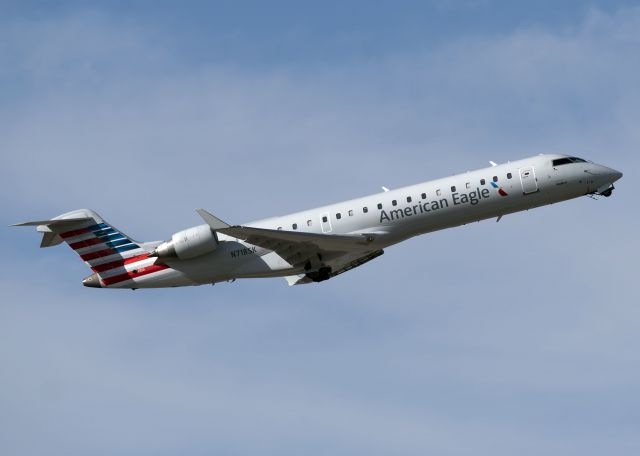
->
[489,161,498,167]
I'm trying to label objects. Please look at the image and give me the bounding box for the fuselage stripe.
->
[91,254,151,273]
[113,244,140,253]
[69,237,104,250]
[80,248,118,261]
[92,228,117,237]
[101,264,170,286]
[60,223,110,239]
[60,227,91,239]
[97,233,126,242]
[73,239,139,254]
[85,248,145,266]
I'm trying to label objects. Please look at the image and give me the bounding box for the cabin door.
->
[519,166,538,194]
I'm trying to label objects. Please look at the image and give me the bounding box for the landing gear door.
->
[320,213,332,233]
[519,166,538,194]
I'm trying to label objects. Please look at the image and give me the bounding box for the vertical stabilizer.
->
[13,209,166,288]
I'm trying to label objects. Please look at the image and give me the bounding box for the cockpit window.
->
[552,158,573,166]
[552,156,588,166]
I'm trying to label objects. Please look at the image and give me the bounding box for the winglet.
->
[196,209,230,230]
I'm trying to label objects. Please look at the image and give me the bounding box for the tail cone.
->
[82,273,103,288]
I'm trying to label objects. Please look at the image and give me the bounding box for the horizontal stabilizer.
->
[12,217,93,227]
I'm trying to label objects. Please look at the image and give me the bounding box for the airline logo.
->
[61,223,140,259]
[59,222,168,286]
[379,187,491,223]
[491,182,508,196]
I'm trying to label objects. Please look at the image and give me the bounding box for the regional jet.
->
[14,154,622,289]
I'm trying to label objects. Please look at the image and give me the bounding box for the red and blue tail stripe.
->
[16,209,175,288]
[61,223,142,260]
[57,221,170,286]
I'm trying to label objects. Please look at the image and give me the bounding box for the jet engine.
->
[149,225,219,260]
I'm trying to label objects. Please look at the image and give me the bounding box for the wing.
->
[197,209,378,269]
[220,225,378,268]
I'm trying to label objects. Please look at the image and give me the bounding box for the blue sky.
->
[1,2,639,455]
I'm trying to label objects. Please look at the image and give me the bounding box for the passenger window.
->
[363,207,368,213]
[507,172,512,179]
[348,209,354,216]
[407,196,412,203]
[421,192,427,199]
[466,182,471,189]
[480,179,486,185]
[493,176,498,182]
[292,223,297,230]
[436,189,441,196]
[307,220,312,226]
[451,186,456,192]
[336,213,341,219]
[377,203,382,209]
[392,200,397,206]
[322,216,328,223]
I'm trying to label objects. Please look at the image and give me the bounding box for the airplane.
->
[14,154,622,289]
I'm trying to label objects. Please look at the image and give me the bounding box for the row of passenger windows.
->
[279,172,514,230]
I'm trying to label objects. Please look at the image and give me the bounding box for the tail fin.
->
[13,209,152,280]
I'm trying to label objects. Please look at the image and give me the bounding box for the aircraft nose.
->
[596,164,622,183]
[611,169,623,182]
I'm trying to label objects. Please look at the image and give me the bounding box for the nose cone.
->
[611,169,623,183]
[82,273,103,288]
[595,164,623,183]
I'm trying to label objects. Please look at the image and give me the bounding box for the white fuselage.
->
[114,154,621,288]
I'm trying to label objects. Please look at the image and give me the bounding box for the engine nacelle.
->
[150,225,218,260]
